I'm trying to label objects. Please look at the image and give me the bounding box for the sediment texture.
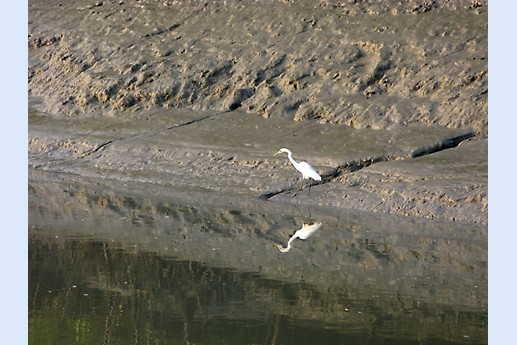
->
[28,0,488,225]
[28,0,488,135]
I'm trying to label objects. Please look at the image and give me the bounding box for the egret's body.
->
[276,222,322,253]
[274,147,321,196]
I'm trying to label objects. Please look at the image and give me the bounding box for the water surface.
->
[29,170,487,345]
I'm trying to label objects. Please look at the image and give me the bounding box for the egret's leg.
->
[308,181,311,195]
[292,178,304,197]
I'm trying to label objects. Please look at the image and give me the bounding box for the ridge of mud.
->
[28,0,488,135]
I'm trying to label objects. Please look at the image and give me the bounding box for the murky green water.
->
[29,170,487,345]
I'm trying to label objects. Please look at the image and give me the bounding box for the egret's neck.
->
[278,233,299,253]
[287,233,299,246]
[286,152,299,169]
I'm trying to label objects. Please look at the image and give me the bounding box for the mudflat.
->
[28,0,487,225]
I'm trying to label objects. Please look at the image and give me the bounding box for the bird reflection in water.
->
[275,221,322,253]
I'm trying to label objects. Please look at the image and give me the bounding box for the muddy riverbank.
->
[28,0,488,225]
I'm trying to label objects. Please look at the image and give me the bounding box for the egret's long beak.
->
[275,243,290,253]
[273,151,281,156]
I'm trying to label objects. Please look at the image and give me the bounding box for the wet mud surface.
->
[29,98,486,224]
[29,0,487,135]
[28,0,488,225]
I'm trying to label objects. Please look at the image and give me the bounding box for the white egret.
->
[276,222,322,253]
[274,147,322,196]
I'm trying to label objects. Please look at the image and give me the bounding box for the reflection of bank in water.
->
[276,222,322,253]
[28,170,488,345]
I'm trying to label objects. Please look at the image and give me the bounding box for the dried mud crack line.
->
[257,155,390,200]
[78,140,114,158]
[76,110,232,159]
[410,132,475,157]
[164,112,225,131]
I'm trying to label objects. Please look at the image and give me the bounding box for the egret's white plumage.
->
[276,222,322,253]
[274,147,321,196]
